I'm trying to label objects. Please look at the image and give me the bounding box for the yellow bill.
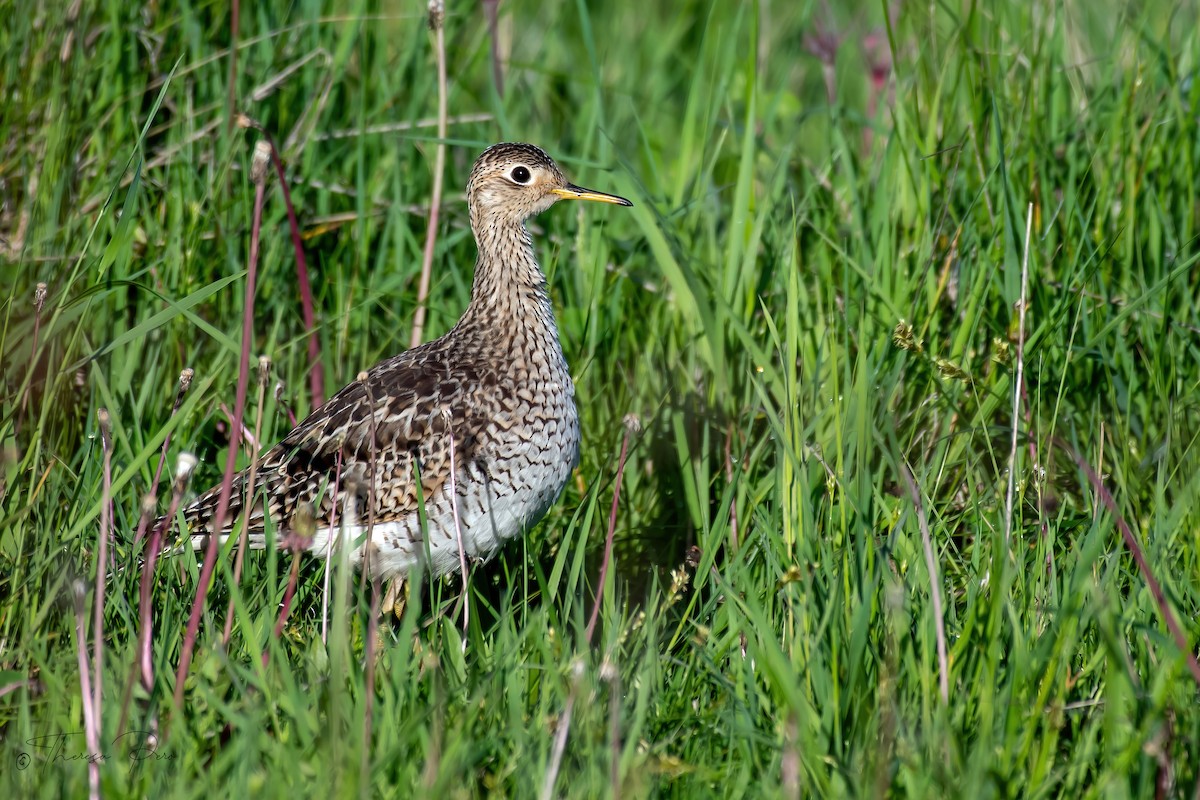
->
[551,184,633,207]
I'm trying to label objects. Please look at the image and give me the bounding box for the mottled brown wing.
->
[181,346,491,537]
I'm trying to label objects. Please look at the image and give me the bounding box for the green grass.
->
[4,0,1200,796]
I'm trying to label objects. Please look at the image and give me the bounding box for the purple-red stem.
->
[361,376,381,786]
[223,358,270,646]
[276,380,298,428]
[265,553,302,668]
[586,422,635,645]
[171,159,266,717]
[141,369,193,541]
[264,133,324,407]
[1054,435,1200,689]
[139,466,190,693]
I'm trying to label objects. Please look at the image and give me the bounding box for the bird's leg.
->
[381,575,408,621]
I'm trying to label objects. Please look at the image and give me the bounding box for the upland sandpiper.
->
[175,143,631,579]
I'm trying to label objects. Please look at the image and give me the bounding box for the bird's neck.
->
[461,218,566,370]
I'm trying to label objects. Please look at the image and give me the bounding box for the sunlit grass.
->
[3,1,1200,796]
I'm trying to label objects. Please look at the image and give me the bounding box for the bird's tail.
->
[170,468,269,553]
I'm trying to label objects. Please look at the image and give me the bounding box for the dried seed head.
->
[427,0,444,30]
[140,493,158,520]
[178,367,194,393]
[622,413,642,435]
[175,452,198,481]
[257,355,271,386]
[34,282,47,313]
[96,408,112,449]
[250,139,272,185]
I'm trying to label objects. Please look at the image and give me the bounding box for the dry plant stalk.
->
[72,578,102,800]
[320,449,344,644]
[360,370,383,789]
[601,657,621,798]
[92,408,113,757]
[138,453,197,693]
[539,659,585,800]
[1003,203,1033,545]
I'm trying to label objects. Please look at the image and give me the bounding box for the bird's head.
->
[466,142,632,227]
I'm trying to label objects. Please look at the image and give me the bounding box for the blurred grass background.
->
[3,0,1200,796]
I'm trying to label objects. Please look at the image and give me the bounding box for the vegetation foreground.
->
[3,1,1200,796]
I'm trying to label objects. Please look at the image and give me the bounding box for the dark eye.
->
[510,166,532,184]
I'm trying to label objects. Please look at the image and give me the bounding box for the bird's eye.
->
[510,166,532,184]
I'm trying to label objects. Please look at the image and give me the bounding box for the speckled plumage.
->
[175,143,631,579]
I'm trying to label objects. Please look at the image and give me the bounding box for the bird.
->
[173,142,632,580]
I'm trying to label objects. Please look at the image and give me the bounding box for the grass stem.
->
[1003,203,1033,546]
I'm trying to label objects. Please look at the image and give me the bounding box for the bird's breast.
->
[458,376,580,546]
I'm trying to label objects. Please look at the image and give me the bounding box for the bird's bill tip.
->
[552,184,633,207]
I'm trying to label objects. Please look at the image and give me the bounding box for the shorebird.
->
[174,142,631,579]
